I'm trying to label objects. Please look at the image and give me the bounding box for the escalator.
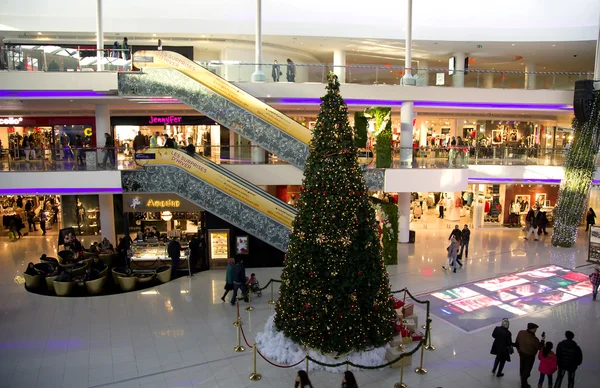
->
[119,50,311,168]
[118,50,384,188]
[122,148,296,251]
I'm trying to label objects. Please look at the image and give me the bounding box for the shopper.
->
[341,371,358,388]
[101,133,116,168]
[459,224,470,260]
[167,237,182,279]
[449,225,462,243]
[537,211,549,236]
[39,210,47,236]
[294,370,313,388]
[111,41,120,58]
[271,60,280,82]
[185,137,195,155]
[286,58,296,82]
[585,207,596,231]
[74,135,85,166]
[537,341,557,388]
[221,258,235,301]
[163,134,175,148]
[589,267,600,301]
[230,258,248,305]
[188,234,203,273]
[442,236,459,272]
[150,132,160,148]
[122,37,129,60]
[554,331,582,388]
[133,131,146,151]
[490,318,514,377]
[24,262,41,276]
[22,136,30,162]
[26,208,37,232]
[437,196,445,218]
[515,322,545,388]
[524,208,540,241]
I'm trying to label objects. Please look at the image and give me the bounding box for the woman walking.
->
[221,258,235,301]
[442,236,459,272]
[585,208,596,231]
[490,318,514,377]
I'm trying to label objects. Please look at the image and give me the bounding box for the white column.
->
[94,105,110,144]
[251,143,265,163]
[397,192,411,243]
[402,0,416,86]
[333,49,346,83]
[95,0,104,71]
[99,194,115,245]
[483,73,494,88]
[525,62,536,89]
[229,131,237,161]
[594,12,600,87]
[417,60,429,86]
[418,119,427,148]
[250,0,266,82]
[400,103,414,165]
[452,52,465,87]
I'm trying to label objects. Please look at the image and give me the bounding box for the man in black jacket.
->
[555,331,583,388]
[188,234,204,273]
[167,237,182,279]
[230,259,248,305]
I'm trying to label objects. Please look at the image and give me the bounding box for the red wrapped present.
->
[393,296,405,309]
[411,331,424,341]
[394,321,404,332]
[402,303,414,317]
[401,328,411,338]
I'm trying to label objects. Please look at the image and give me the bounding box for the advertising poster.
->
[589,226,600,263]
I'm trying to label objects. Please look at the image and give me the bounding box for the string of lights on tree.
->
[552,90,600,247]
[273,72,395,355]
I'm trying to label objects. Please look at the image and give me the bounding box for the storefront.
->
[111,115,221,158]
[0,116,95,159]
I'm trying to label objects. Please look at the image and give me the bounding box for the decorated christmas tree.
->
[274,72,395,354]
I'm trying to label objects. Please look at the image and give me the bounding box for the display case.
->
[130,242,189,269]
[209,229,229,260]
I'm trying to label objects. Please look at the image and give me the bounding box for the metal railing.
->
[0,45,133,72]
[203,62,593,91]
[0,144,590,172]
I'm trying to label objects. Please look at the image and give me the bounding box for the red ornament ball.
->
[305,303,311,309]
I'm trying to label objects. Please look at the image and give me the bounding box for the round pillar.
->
[452,52,466,88]
[333,49,346,83]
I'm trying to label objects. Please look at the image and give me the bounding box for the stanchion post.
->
[346,359,349,371]
[268,281,276,305]
[425,318,435,351]
[234,318,245,353]
[248,342,262,381]
[233,298,241,327]
[414,341,427,374]
[245,288,255,312]
[305,354,309,376]
[393,352,407,388]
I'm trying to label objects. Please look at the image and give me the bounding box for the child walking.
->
[537,341,557,388]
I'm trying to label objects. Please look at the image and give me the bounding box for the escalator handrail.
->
[135,148,298,214]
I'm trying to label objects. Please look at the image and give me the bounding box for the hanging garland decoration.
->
[552,90,600,247]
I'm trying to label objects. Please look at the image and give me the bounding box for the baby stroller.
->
[247,274,262,297]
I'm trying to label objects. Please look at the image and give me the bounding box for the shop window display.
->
[61,195,100,235]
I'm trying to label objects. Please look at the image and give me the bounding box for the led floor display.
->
[424,265,593,332]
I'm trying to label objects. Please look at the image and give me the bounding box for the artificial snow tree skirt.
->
[256,315,390,373]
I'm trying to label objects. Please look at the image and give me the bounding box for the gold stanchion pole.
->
[268,282,276,305]
[233,297,241,327]
[245,288,254,312]
[393,351,407,388]
[346,359,349,372]
[414,340,427,374]
[305,354,309,375]
[248,342,262,381]
[234,318,245,352]
[425,319,435,351]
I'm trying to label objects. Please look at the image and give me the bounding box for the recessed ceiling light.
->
[152,34,156,37]
[552,44,556,47]
[37,32,42,35]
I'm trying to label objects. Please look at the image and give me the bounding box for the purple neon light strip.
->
[0,90,108,98]
[468,178,563,184]
[275,98,572,111]
[0,187,122,195]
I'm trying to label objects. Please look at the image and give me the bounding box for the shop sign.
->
[148,115,182,125]
[0,117,24,125]
[147,199,181,208]
[7,128,15,133]
[124,194,200,213]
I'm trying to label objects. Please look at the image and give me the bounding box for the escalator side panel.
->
[119,69,309,169]
[122,166,290,252]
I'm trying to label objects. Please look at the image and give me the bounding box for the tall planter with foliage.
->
[365,107,392,168]
[552,91,600,247]
[371,198,399,265]
[353,112,368,148]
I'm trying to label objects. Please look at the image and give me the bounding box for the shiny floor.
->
[0,227,598,388]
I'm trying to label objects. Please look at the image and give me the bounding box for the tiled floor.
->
[1,227,598,388]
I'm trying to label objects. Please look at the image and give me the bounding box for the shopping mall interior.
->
[1,1,600,387]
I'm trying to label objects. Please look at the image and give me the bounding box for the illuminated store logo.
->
[0,117,24,125]
[148,115,182,125]
[147,199,181,208]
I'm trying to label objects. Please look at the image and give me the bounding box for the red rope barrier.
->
[256,348,305,368]
[240,324,254,348]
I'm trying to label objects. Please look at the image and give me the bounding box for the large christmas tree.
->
[274,72,395,354]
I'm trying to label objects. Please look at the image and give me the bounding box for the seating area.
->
[23,248,179,297]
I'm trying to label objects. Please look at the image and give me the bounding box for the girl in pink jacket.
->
[537,341,557,388]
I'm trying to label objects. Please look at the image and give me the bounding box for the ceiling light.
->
[552,44,556,47]
[152,34,156,37]
[37,32,42,35]
[512,43,515,46]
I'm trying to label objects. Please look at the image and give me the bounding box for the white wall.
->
[0,171,122,193]
[385,169,470,193]
[0,71,118,91]
[1,0,598,42]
